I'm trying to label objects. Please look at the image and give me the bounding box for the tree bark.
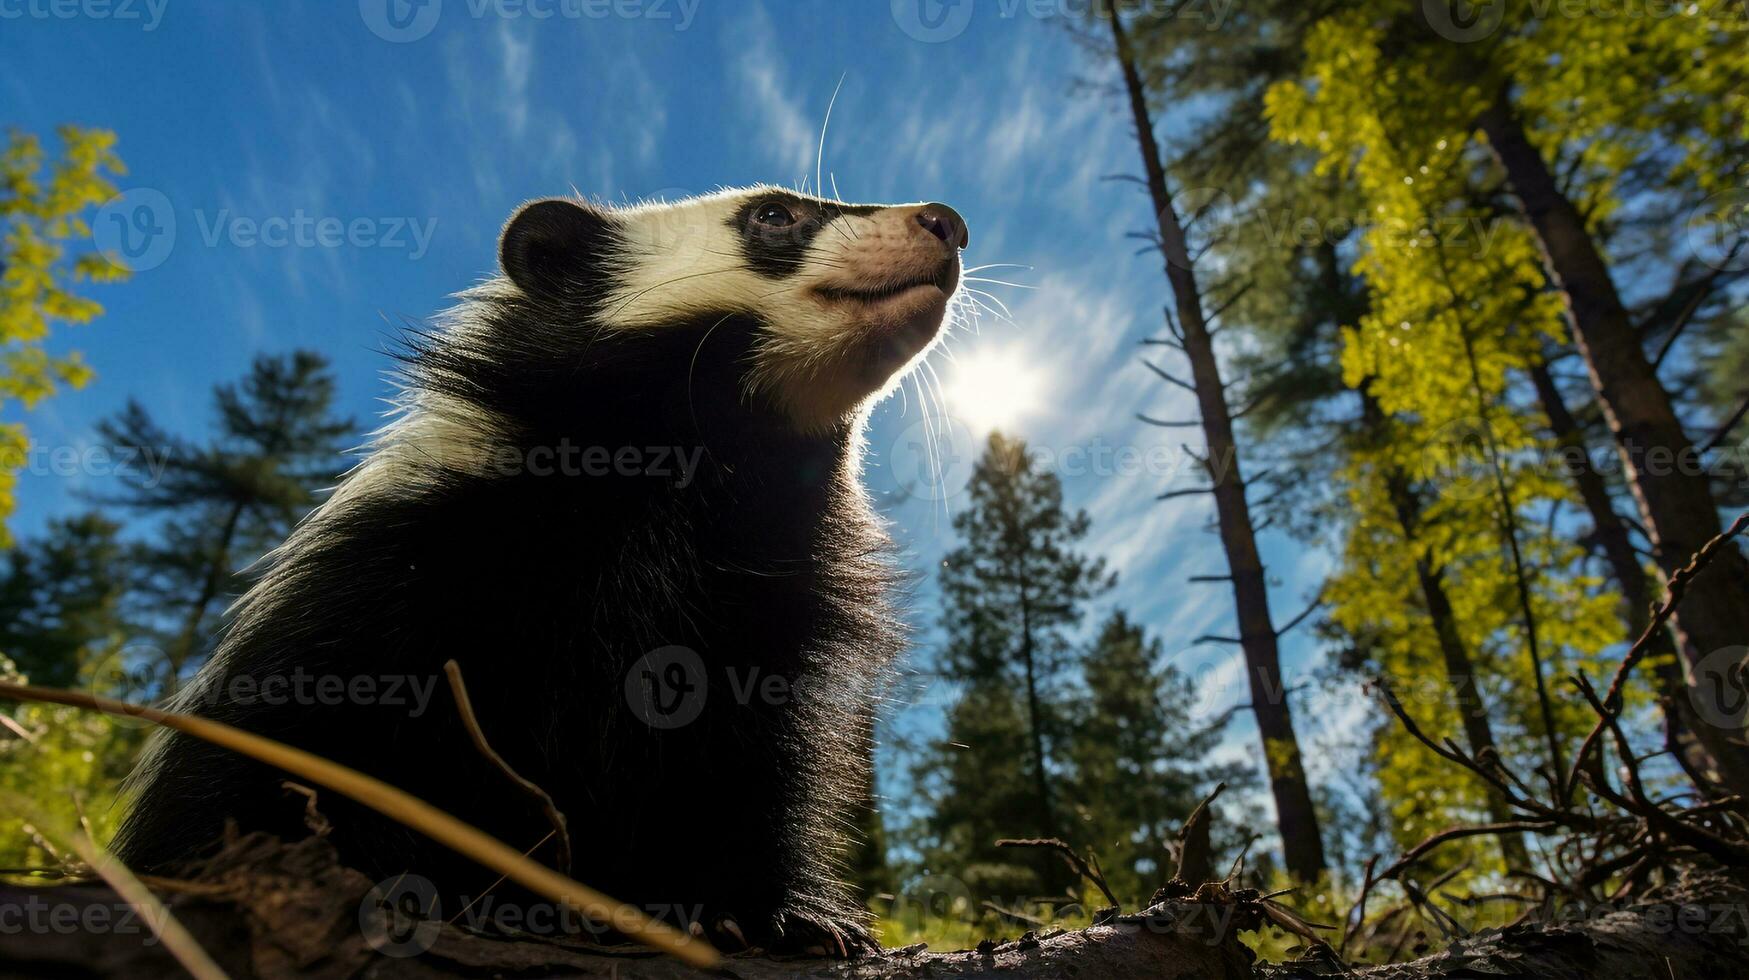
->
[1109,8,1327,881]
[1016,586,1059,847]
[1527,361,1655,636]
[1528,358,1722,791]
[1477,94,1749,792]
[169,497,246,678]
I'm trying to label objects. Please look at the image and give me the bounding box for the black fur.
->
[113,198,905,953]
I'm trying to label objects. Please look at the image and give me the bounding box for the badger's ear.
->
[499,198,616,299]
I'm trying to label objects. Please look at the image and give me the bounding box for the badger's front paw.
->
[766,901,879,958]
[693,901,877,958]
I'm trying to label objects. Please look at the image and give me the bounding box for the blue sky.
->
[2,0,1345,847]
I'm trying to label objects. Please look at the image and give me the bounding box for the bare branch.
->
[1274,591,1325,639]
[1137,413,1201,428]
[1194,634,1245,646]
[1699,392,1749,455]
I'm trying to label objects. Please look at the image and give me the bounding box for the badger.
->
[113,188,970,955]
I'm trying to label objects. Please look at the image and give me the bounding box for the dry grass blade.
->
[0,678,722,970]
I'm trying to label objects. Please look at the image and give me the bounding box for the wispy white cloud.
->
[495,20,534,139]
[724,2,820,183]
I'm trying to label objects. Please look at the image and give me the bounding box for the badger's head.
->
[496,187,967,435]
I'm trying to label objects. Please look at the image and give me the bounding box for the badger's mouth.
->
[814,259,960,306]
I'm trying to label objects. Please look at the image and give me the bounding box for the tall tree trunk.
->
[1109,9,1327,881]
[1527,359,1717,789]
[170,498,246,678]
[1477,94,1749,793]
[1527,361,1655,635]
[1017,589,1058,846]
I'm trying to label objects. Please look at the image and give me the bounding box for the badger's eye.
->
[753,202,796,228]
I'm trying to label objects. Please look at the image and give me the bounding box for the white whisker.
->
[817,74,845,210]
[963,288,1015,322]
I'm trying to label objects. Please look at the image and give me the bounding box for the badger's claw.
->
[767,903,877,958]
[718,916,747,949]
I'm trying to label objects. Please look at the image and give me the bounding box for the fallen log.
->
[3,833,1746,978]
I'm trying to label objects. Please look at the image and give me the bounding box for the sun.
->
[943,344,1048,434]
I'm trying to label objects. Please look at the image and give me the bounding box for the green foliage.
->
[0,515,143,871]
[95,350,353,675]
[0,513,138,688]
[914,431,1115,898]
[909,433,1239,925]
[1063,612,1248,905]
[1255,3,1701,859]
[0,654,141,874]
[0,126,129,546]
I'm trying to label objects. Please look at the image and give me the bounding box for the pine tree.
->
[94,351,353,677]
[917,432,1113,900]
[0,513,137,688]
[1105,5,1330,883]
[1062,612,1245,904]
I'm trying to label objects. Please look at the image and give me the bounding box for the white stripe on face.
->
[599,187,965,433]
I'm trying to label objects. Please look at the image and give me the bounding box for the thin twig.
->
[996,838,1120,908]
[443,660,573,875]
[1566,512,1749,803]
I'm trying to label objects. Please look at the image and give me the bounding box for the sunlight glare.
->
[944,345,1048,434]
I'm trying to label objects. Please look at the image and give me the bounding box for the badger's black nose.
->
[915,204,969,250]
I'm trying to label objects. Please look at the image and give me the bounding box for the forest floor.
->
[4,828,1747,979]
